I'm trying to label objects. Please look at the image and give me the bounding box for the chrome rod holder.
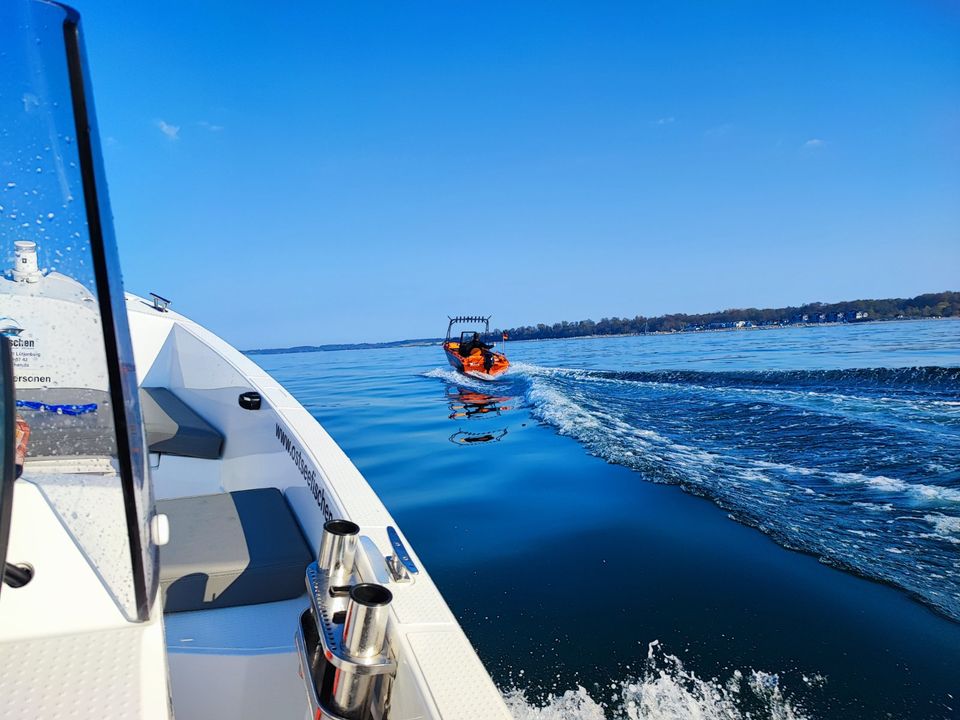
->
[298,520,396,720]
[318,519,360,589]
[330,584,394,719]
[305,564,396,677]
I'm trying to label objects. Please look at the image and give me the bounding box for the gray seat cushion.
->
[140,387,223,459]
[158,488,312,613]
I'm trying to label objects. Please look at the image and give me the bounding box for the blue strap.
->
[16,400,98,416]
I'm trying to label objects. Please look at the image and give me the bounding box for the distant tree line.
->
[246,338,440,355]
[492,291,960,341]
[245,291,959,354]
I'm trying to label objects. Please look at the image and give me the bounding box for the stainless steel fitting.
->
[330,583,394,719]
[318,518,360,588]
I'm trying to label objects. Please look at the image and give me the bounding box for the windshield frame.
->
[0,337,15,595]
[60,5,156,621]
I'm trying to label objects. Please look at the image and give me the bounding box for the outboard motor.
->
[297,519,397,720]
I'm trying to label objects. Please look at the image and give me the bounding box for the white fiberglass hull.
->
[125,294,512,720]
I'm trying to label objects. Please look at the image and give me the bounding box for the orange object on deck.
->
[443,315,510,380]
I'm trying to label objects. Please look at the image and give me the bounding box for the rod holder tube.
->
[318,519,359,588]
[331,584,393,720]
[342,584,392,658]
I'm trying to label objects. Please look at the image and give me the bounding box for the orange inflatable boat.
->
[442,315,510,381]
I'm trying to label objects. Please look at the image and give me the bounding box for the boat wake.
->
[503,642,811,720]
[495,363,960,622]
[423,367,497,392]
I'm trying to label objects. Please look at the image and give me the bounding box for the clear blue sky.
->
[76,0,959,347]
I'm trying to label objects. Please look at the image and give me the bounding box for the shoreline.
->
[500,315,956,343]
[245,316,957,356]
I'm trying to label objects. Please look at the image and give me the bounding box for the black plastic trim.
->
[0,337,16,598]
[239,391,262,410]
[4,563,34,589]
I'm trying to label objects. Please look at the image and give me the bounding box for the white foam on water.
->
[503,643,810,720]
[925,513,960,534]
[422,367,495,391]
[829,471,960,504]
[519,371,958,511]
[924,513,960,543]
[906,483,960,504]
[523,375,717,475]
[503,686,606,720]
[508,361,551,376]
[852,501,894,512]
[510,362,960,620]
[525,379,603,434]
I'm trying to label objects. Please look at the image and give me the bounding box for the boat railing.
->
[445,315,491,340]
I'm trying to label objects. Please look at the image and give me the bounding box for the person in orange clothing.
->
[458,332,495,371]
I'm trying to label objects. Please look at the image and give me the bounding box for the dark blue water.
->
[258,319,960,719]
